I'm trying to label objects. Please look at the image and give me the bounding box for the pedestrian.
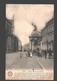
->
[30,50,32,58]
[28,48,30,57]
[44,49,47,59]
[52,50,54,58]
[48,48,52,59]
[36,47,39,56]
[47,50,49,59]
[39,49,42,57]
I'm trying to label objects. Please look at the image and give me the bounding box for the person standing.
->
[30,50,32,58]
[47,50,49,59]
[28,48,30,57]
[48,48,52,59]
[37,47,39,56]
[44,49,47,59]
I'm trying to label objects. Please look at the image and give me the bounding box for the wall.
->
[41,17,54,50]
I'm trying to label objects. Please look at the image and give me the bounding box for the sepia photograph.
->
[5,4,54,80]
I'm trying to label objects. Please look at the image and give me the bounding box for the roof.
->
[46,17,54,26]
[29,30,41,37]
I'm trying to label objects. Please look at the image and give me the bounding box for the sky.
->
[6,4,54,46]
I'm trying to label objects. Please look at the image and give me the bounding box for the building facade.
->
[18,39,22,51]
[6,18,19,53]
[14,36,19,51]
[41,17,54,51]
[6,18,14,53]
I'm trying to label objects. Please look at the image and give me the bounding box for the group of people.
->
[44,48,53,59]
[27,47,53,59]
[36,47,53,59]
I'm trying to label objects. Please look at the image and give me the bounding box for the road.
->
[6,51,54,71]
[5,52,54,80]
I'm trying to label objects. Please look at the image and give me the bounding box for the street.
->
[6,52,54,71]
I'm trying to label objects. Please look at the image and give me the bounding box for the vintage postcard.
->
[5,4,54,80]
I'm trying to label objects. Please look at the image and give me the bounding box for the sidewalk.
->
[6,52,20,68]
[6,51,28,69]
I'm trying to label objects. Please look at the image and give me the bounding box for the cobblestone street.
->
[6,52,54,72]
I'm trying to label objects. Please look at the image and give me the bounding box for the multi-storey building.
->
[14,36,19,51]
[41,17,54,51]
[6,18,14,53]
[6,18,20,53]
